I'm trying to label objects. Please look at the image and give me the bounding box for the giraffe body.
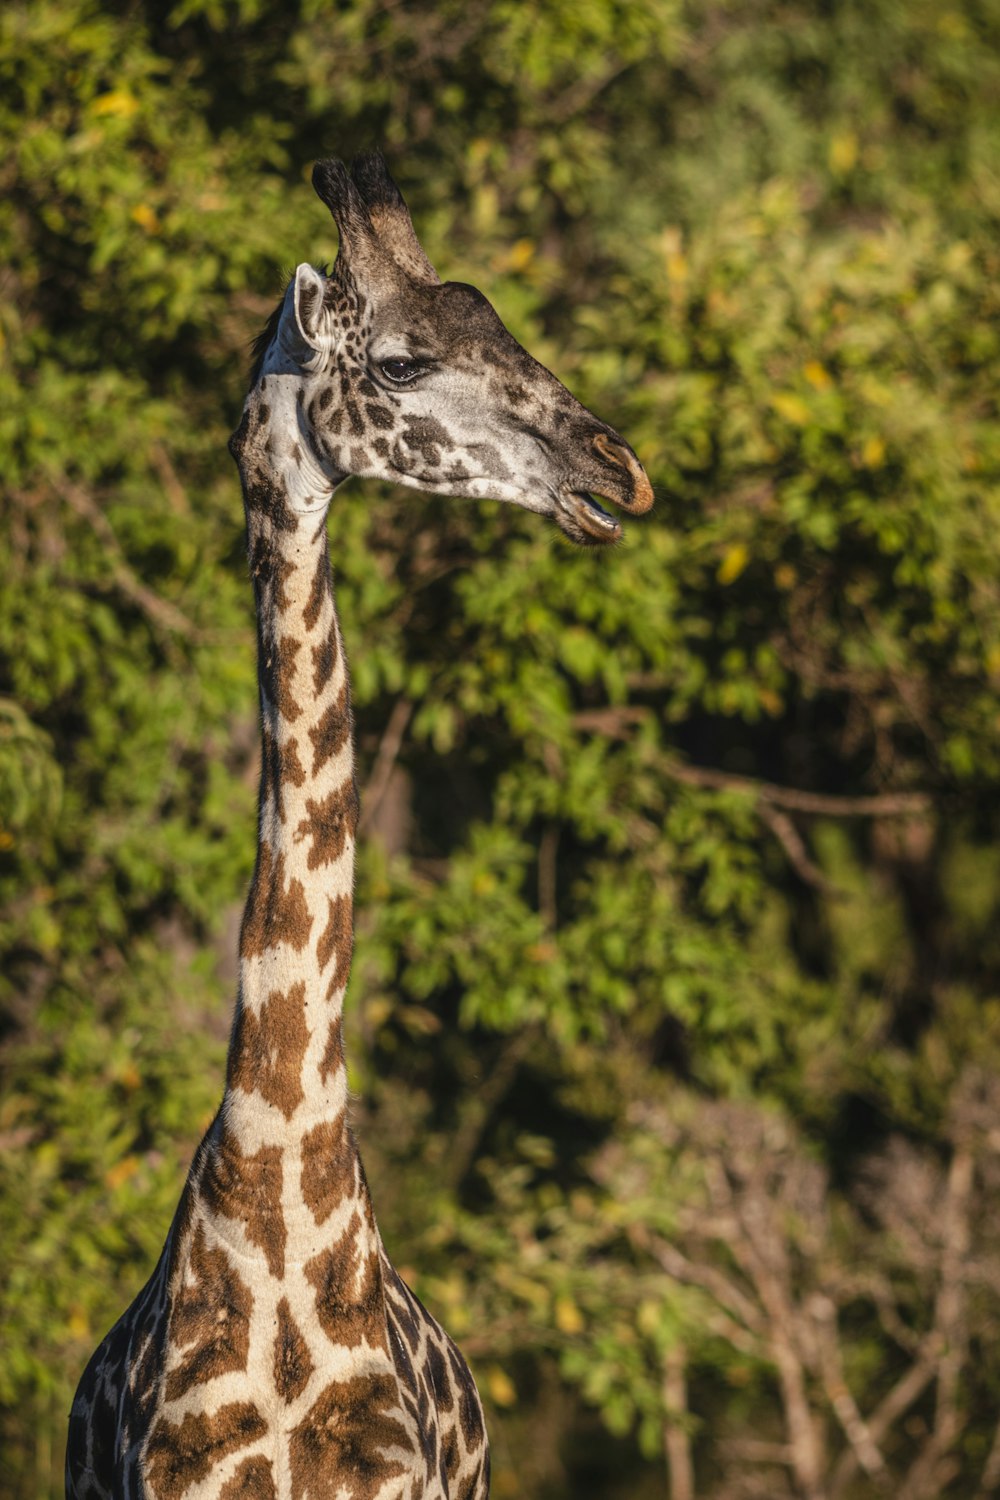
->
[67,153,652,1500]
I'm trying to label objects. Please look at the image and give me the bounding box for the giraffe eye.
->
[379,357,424,384]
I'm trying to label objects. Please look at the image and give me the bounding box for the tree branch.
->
[663,1345,695,1500]
[897,1147,974,1500]
[975,1412,1000,1498]
[149,442,191,516]
[358,697,413,837]
[810,1293,889,1492]
[632,1224,767,1341]
[571,708,931,818]
[662,756,930,819]
[538,824,559,932]
[830,1339,940,1496]
[60,481,199,642]
[758,803,841,893]
[701,1171,827,1500]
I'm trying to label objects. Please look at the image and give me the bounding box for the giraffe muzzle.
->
[592,433,655,515]
[552,433,653,546]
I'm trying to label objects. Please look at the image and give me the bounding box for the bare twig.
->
[633,1225,767,1341]
[975,1415,1000,1497]
[844,1272,923,1355]
[538,824,559,932]
[830,1341,940,1497]
[897,1147,974,1500]
[358,697,413,837]
[700,1310,762,1361]
[150,442,191,517]
[728,1205,827,1500]
[60,481,199,641]
[573,705,650,736]
[866,1347,940,1447]
[663,1345,695,1500]
[689,1154,830,1500]
[662,756,930,819]
[571,707,931,818]
[758,803,840,894]
[810,1293,889,1491]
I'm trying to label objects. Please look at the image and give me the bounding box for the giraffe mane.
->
[247,284,287,390]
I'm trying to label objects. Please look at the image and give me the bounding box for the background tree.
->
[3,0,1000,1495]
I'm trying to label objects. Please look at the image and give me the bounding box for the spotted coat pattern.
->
[67,152,652,1500]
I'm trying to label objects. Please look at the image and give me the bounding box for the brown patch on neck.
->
[384,1265,423,1357]
[229,981,310,1122]
[274,1297,314,1404]
[300,1115,351,1226]
[423,1333,453,1408]
[246,505,297,585]
[308,677,352,777]
[261,725,306,825]
[449,1342,488,1451]
[163,1225,252,1401]
[220,1457,277,1500]
[295,782,360,871]
[303,1207,388,1352]
[131,1307,167,1429]
[68,1378,117,1494]
[145,1403,267,1500]
[240,843,313,959]
[303,546,333,632]
[319,1016,346,1085]
[289,1374,409,1500]
[262,633,303,724]
[316,894,353,982]
[200,1128,286,1278]
[272,556,297,613]
[311,633,337,695]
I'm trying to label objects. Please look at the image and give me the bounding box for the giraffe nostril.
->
[592,432,654,516]
[593,432,628,468]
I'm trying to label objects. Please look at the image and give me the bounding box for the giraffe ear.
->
[349,151,440,286]
[292,263,330,349]
[272,265,333,370]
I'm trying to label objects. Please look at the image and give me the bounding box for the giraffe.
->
[66,151,652,1500]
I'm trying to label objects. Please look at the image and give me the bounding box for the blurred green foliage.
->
[3,1,1000,1495]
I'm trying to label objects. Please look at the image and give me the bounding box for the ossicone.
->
[311,158,371,243]
[349,149,407,213]
[325,148,440,286]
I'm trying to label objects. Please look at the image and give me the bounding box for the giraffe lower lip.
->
[562,491,622,543]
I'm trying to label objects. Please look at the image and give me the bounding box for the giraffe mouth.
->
[555,491,624,547]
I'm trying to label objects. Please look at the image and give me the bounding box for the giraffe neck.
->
[195,420,382,1264]
[221,484,357,1150]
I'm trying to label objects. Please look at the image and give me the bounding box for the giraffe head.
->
[231,152,652,544]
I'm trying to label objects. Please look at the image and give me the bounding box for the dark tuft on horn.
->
[349,150,406,212]
[312,159,371,237]
[344,149,440,286]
